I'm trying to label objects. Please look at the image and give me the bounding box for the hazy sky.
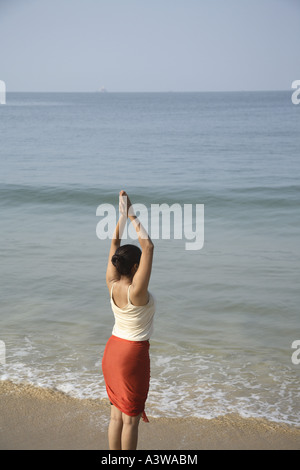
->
[0,0,299,92]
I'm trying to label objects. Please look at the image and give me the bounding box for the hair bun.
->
[111,245,142,277]
[111,253,123,267]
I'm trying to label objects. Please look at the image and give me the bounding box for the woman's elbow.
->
[142,240,154,254]
[147,240,154,250]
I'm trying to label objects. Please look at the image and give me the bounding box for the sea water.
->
[0,91,299,425]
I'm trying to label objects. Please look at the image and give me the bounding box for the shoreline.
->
[0,380,299,450]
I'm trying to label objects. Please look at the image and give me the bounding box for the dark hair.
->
[111,244,142,277]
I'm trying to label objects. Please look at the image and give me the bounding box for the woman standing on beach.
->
[102,190,155,450]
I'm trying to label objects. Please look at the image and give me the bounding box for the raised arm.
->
[105,195,127,289]
[127,195,154,303]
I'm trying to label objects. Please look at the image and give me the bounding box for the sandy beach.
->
[0,380,299,450]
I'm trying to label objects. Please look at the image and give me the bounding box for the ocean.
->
[0,91,299,425]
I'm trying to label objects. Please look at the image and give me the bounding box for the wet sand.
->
[0,381,299,450]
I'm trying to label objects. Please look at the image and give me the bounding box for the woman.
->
[102,190,155,450]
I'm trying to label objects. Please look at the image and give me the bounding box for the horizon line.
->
[5,88,291,93]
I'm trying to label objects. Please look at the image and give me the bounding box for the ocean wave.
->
[0,183,299,208]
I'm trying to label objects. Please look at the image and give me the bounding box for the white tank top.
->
[111,283,155,341]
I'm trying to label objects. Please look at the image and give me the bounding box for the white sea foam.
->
[1,342,299,427]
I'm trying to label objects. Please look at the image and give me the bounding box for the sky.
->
[0,0,299,92]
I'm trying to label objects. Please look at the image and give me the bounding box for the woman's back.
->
[110,282,155,342]
[110,280,149,308]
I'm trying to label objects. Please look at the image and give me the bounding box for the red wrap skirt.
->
[102,335,150,422]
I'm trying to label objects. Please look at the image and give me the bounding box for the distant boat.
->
[97,87,108,93]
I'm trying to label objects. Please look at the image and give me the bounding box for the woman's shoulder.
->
[129,284,155,308]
